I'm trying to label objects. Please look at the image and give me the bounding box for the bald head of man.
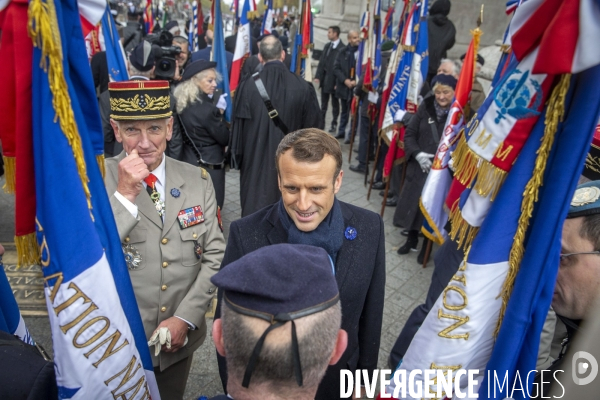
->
[258,35,285,64]
[347,30,360,47]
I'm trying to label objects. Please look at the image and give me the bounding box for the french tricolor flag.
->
[230,0,251,93]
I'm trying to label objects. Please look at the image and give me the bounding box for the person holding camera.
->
[174,60,230,208]
[99,40,183,159]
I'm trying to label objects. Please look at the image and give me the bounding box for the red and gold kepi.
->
[583,124,600,181]
[108,80,172,121]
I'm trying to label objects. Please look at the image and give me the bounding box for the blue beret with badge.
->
[211,243,339,389]
[567,180,600,219]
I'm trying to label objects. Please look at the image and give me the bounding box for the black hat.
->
[460,53,485,66]
[567,181,600,219]
[431,73,458,90]
[129,41,156,72]
[108,80,172,121]
[211,243,339,388]
[164,20,179,32]
[181,60,217,82]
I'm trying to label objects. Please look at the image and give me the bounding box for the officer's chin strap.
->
[242,313,303,389]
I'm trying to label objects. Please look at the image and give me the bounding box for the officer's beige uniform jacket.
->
[104,152,225,371]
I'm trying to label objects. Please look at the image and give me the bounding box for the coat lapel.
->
[163,157,186,235]
[266,205,288,245]
[334,203,355,291]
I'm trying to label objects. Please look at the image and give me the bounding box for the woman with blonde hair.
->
[174,60,230,207]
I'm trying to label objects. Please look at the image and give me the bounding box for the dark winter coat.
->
[334,45,358,100]
[394,95,446,230]
[178,91,230,207]
[230,61,323,217]
[427,0,456,76]
[215,201,386,400]
[315,40,345,94]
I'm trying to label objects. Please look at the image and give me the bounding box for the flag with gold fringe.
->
[381,1,600,398]
[27,0,161,394]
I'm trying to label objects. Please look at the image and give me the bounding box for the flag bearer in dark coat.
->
[230,35,323,217]
[394,74,457,259]
[315,26,345,134]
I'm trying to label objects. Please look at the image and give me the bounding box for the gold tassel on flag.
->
[96,154,105,178]
[2,156,16,194]
[15,233,41,267]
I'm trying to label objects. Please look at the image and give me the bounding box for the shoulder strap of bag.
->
[252,72,290,135]
[428,117,440,144]
[177,113,204,164]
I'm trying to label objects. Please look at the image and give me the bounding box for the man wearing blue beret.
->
[215,128,386,399]
[209,244,348,399]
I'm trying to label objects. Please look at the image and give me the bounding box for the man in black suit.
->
[315,26,345,134]
[190,29,234,74]
[216,128,386,400]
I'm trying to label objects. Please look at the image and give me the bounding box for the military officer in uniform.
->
[104,80,226,400]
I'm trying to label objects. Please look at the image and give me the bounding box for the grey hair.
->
[439,58,459,76]
[173,68,222,113]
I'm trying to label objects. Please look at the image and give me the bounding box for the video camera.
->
[145,30,182,80]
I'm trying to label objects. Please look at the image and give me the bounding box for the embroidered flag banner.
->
[28,0,160,396]
[405,0,428,113]
[383,66,600,399]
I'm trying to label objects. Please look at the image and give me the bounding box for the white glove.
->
[448,155,455,172]
[148,327,188,356]
[216,94,228,111]
[415,152,434,173]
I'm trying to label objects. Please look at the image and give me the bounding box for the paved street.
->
[0,106,437,399]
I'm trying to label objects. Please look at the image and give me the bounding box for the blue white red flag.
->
[297,0,313,81]
[420,26,480,245]
[405,0,428,113]
[382,1,600,397]
[0,265,34,345]
[101,4,129,82]
[261,0,274,34]
[384,65,600,400]
[383,1,418,119]
[230,0,251,92]
[28,0,160,396]
[356,9,369,79]
[382,5,394,40]
[378,0,411,134]
[212,0,232,123]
